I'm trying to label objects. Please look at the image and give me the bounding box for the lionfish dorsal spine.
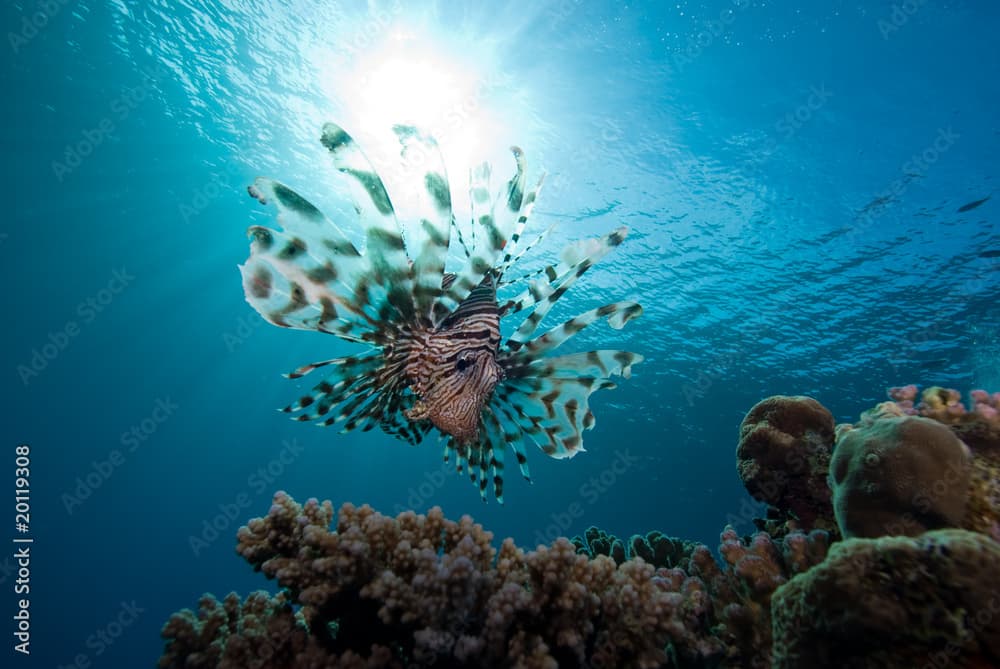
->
[391,124,454,327]
[241,178,381,341]
[319,123,415,325]
[440,147,530,311]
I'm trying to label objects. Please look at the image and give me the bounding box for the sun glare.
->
[319,19,513,188]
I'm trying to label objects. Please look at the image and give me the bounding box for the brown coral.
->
[158,591,399,669]
[162,494,830,668]
[162,492,686,668]
[771,529,1000,668]
[855,385,1000,540]
[830,414,973,538]
[737,395,837,534]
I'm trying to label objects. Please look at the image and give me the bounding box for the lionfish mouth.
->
[241,121,644,502]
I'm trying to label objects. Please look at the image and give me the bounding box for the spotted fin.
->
[492,374,615,459]
[320,123,415,323]
[392,125,453,326]
[241,179,380,340]
[505,301,643,362]
[505,226,630,348]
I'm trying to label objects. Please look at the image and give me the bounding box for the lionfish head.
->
[405,332,503,445]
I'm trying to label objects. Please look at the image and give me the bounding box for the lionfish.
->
[240,122,642,502]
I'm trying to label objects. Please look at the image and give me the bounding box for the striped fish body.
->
[240,122,643,502]
[403,276,502,445]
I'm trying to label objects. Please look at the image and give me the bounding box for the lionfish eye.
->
[456,357,471,372]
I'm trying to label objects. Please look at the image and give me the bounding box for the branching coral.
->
[164,493,682,667]
[161,495,828,668]
[571,526,698,571]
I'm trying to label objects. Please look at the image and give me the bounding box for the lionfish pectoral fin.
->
[493,349,643,461]
[277,352,382,422]
[505,227,630,345]
[240,178,384,340]
[506,301,643,358]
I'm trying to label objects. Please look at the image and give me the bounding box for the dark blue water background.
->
[2,1,998,666]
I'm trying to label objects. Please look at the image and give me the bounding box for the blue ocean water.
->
[2,0,998,665]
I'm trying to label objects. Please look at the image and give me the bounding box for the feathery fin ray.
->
[241,123,642,502]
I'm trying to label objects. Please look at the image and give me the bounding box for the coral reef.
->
[830,414,972,538]
[571,526,698,570]
[161,494,828,668]
[736,395,838,537]
[854,385,1000,540]
[157,591,391,669]
[657,526,829,667]
[887,384,1000,452]
[160,384,1000,668]
[771,529,1000,668]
